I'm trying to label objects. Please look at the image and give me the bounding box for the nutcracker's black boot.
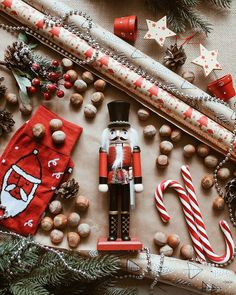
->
[121,213,131,241]
[108,214,118,241]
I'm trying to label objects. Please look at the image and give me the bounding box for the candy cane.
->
[181,165,235,265]
[155,180,206,262]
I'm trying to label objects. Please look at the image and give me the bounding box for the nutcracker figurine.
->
[97,101,143,250]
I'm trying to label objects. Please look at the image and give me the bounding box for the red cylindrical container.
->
[114,15,138,42]
[207,74,235,102]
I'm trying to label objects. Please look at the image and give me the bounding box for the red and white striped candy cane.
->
[181,165,235,265]
[154,180,206,262]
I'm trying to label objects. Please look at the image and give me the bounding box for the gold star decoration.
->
[191,44,222,77]
[144,16,176,47]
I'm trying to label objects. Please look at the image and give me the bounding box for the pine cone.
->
[4,41,33,68]
[0,77,7,98]
[0,109,15,136]
[163,44,187,71]
[57,178,79,200]
[225,178,236,204]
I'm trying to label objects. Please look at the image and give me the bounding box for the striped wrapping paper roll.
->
[23,0,236,133]
[0,0,236,161]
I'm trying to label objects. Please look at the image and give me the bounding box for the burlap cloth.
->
[0,1,236,294]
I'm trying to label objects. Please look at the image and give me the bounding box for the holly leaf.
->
[18,32,28,43]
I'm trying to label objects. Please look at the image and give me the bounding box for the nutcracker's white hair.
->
[101,127,138,153]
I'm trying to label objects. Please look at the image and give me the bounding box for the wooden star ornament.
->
[144,16,176,47]
[192,44,222,77]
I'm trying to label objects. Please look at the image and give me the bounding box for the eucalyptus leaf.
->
[12,69,32,92]
[28,42,38,50]
[19,89,31,106]
[18,32,28,44]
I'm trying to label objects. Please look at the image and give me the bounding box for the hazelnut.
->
[82,71,94,84]
[153,231,167,246]
[50,119,63,132]
[84,104,97,119]
[159,124,172,137]
[197,144,210,157]
[94,79,106,92]
[91,92,104,107]
[66,69,78,82]
[159,245,173,257]
[19,104,33,116]
[183,144,196,158]
[67,232,80,248]
[170,129,182,142]
[50,229,64,245]
[74,79,88,92]
[143,125,157,138]
[53,214,67,229]
[52,130,66,145]
[68,212,80,227]
[61,58,73,70]
[5,92,18,105]
[217,168,230,181]
[137,108,150,121]
[181,71,195,83]
[78,223,91,238]
[41,216,53,232]
[204,155,218,168]
[70,93,83,108]
[156,155,169,168]
[167,234,180,249]
[201,175,214,190]
[49,200,62,215]
[75,195,89,212]
[212,196,225,211]
[159,141,173,155]
[32,123,45,139]
[180,244,194,260]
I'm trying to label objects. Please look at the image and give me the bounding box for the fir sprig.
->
[146,0,231,33]
[0,234,136,295]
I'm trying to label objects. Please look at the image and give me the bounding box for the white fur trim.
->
[134,183,143,193]
[12,165,41,184]
[99,184,108,193]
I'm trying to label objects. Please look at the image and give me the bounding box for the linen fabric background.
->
[0,0,236,294]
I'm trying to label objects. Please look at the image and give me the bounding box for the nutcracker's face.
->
[109,126,130,144]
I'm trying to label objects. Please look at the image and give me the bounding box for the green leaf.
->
[19,89,30,105]
[18,32,28,43]
[28,42,38,50]
[12,69,32,92]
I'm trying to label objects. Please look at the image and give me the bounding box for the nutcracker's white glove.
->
[134,183,143,193]
[99,184,109,193]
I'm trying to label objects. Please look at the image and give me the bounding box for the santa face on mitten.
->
[0,105,82,235]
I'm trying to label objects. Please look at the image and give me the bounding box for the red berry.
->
[52,60,60,67]
[44,92,51,100]
[56,90,64,98]
[32,78,41,86]
[64,81,72,89]
[63,73,71,81]
[47,84,57,92]
[31,63,40,71]
[48,72,59,82]
[27,86,37,94]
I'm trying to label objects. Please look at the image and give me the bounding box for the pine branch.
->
[206,0,231,8]
[10,282,49,295]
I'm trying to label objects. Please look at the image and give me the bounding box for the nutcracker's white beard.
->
[112,144,124,169]
[0,168,37,218]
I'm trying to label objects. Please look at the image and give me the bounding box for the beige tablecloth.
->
[0,1,236,294]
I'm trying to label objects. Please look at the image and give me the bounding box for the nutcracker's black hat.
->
[107,100,130,127]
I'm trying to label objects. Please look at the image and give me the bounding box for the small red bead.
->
[47,84,57,92]
[31,63,40,71]
[44,92,51,100]
[64,81,72,89]
[48,72,59,82]
[63,73,71,81]
[52,60,60,67]
[56,90,64,98]
[27,86,37,94]
[32,78,41,86]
